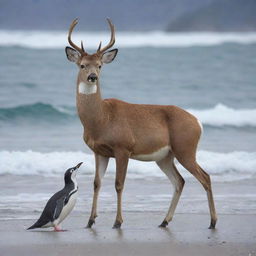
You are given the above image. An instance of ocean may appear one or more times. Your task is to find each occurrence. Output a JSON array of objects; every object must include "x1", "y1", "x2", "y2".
[{"x1": 0, "y1": 30, "x2": 256, "y2": 220}]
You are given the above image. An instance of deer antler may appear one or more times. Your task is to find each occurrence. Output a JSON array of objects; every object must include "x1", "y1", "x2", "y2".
[
  {"x1": 68, "y1": 18, "x2": 87, "y2": 55},
  {"x1": 97, "y1": 18, "x2": 115, "y2": 55}
]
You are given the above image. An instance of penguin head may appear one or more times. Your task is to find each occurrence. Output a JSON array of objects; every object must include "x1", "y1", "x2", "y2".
[{"x1": 64, "y1": 162, "x2": 83, "y2": 184}]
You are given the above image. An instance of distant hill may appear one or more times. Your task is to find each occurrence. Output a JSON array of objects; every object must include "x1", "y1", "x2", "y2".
[
  {"x1": 167, "y1": 0, "x2": 256, "y2": 32},
  {"x1": 0, "y1": 0, "x2": 214, "y2": 31}
]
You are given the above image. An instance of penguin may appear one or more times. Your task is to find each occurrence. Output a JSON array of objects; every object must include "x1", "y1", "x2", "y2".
[{"x1": 27, "y1": 162, "x2": 82, "y2": 231}]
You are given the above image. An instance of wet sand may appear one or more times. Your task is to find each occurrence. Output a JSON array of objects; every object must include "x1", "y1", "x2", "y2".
[
  {"x1": 1, "y1": 213, "x2": 256, "y2": 256},
  {"x1": 1, "y1": 175, "x2": 256, "y2": 255}
]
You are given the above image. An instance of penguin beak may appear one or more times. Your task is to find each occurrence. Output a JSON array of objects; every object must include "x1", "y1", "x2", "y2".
[{"x1": 75, "y1": 162, "x2": 83, "y2": 170}]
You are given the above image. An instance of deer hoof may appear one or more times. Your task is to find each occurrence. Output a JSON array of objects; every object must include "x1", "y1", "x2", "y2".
[
  {"x1": 159, "y1": 220, "x2": 168, "y2": 228},
  {"x1": 86, "y1": 219, "x2": 95, "y2": 228},
  {"x1": 208, "y1": 219, "x2": 216, "y2": 229},
  {"x1": 112, "y1": 221, "x2": 122, "y2": 229}
]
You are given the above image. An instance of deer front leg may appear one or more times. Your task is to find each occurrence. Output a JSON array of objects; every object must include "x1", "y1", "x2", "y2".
[
  {"x1": 113, "y1": 150, "x2": 129, "y2": 229},
  {"x1": 86, "y1": 154, "x2": 109, "y2": 228}
]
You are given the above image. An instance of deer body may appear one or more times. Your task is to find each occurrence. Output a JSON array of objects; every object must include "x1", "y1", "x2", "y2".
[
  {"x1": 66, "y1": 19, "x2": 217, "y2": 229},
  {"x1": 77, "y1": 86, "x2": 200, "y2": 160}
]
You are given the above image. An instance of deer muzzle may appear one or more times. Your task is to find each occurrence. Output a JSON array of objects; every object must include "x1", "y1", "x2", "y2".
[{"x1": 87, "y1": 73, "x2": 98, "y2": 83}]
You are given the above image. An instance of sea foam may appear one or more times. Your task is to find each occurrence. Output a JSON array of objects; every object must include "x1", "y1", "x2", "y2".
[
  {"x1": 0, "y1": 150, "x2": 255, "y2": 181},
  {"x1": 1, "y1": 30, "x2": 256, "y2": 49},
  {"x1": 188, "y1": 103, "x2": 256, "y2": 127}
]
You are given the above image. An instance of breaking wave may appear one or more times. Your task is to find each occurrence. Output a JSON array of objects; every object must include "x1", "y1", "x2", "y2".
[
  {"x1": 188, "y1": 103, "x2": 256, "y2": 128},
  {"x1": 1, "y1": 102, "x2": 255, "y2": 128},
  {"x1": 0, "y1": 103, "x2": 74, "y2": 122},
  {"x1": 0, "y1": 150, "x2": 255, "y2": 181},
  {"x1": 1, "y1": 30, "x2": 256, "y2": 49}
]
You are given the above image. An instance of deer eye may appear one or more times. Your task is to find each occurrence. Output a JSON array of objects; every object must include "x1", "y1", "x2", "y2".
[
  {"x1": 80, "y1": 64, "x2": 85, "y2": 69},
  {"x1": 98, "y1": 65, "x2": 102, "y2": 69}
]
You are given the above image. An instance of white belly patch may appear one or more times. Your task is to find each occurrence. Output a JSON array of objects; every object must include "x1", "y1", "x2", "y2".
[
  {"x1": 131, "y1": 146, "x2": 170, "y2": 162},
  {"x1": 79, "y1": 82, "x2": 97, "y2": 95},
  {"x1": 53, "y1": 192, "x2": 78, "y2": 227}
]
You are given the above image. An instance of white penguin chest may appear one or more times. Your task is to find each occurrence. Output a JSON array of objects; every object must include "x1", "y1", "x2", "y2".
[{"x1": 58, "y1": 191, "x2": 78, "y2": 224}]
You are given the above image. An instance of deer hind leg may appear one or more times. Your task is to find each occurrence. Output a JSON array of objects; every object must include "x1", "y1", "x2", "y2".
[
  {"x1": 176, "y1": 156, "x2": 217, "y2": 229},
  {"x1": 113, "y1": 150, "x2": 129, "y2": 229},
  {"x1": 156, "y1": 154, "x2": 185, "y2": 228},
  {"x1": 86, "y1": 154, "x2": 109, "y2": 228}
]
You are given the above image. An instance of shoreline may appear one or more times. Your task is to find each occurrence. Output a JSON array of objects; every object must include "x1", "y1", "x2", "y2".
[
  {"x1": 1, "y1": 213, "x2": 255, "y2": 256},
  {"x1": 1, "y1": 175, "x2": 256, "y2": 221},
  {"x1": 1, "y1": 175, "x2": 255, "y2": 255}
]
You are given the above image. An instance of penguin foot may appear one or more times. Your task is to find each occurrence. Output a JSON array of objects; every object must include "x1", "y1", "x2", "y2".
[
  {"x1": 159, "y1": 220, "x2": 168, "y2": 228},
  {"x1": 86, "y1": 219, "x2": 95, "y2": 228},
  {"x1": 54, "y1": 226, "x2": 67, "y2": 232}
]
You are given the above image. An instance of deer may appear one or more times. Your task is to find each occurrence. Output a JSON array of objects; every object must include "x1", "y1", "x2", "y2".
[{"x1": 65, "y1": 18, "x2": 217, "y2": 229}]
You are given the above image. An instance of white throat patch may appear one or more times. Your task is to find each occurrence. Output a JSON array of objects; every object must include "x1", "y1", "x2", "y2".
[{"x1": 78, "y1": 82, "x2": 97, "y2": 95}]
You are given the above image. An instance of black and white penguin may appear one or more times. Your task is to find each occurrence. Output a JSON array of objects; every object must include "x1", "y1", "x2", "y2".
[{"x1": 27, "y1": 162, "x2": 82, "y2": 231}]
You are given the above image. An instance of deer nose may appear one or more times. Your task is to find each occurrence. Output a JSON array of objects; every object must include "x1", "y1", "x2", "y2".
[{"x1": 87, "y1": 73, "x2": 98, "y2": 83}]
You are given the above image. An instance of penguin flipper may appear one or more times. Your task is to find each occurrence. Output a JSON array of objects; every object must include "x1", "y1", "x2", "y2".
[{"x1": 53, "y1": 197, "x2": 66, "y2": 221}]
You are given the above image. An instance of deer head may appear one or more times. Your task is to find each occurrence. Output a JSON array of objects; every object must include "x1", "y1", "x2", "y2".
[{"x1": 65, "y1": 18, "x2": 118, "y2": 87}]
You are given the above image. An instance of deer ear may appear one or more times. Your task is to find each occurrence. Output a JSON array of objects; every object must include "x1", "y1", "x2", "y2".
[
  {"x1": 65, "y1": 47, "x2": 80, "y2": 63},
  {"x1": 102, "y1": 49, "x2": 118, "y2": 64}
]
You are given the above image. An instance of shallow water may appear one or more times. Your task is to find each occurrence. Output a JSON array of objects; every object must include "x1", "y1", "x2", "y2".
[{"x1": 1, "y1": 175, "x2": 256, "y2": 220}]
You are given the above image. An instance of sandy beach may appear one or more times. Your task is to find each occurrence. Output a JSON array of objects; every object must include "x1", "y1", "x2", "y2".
[
  {"x1": 1, "y1": 213, "x2": 255, "y2": 256},
  {"x1": 0, "y1": 175, "x2": 256, "y2": 256}
]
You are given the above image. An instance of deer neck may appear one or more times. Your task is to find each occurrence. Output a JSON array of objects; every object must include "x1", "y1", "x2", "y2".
[{"x1": 76, "y1": 80, "x2": 104, "y2": 130}]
